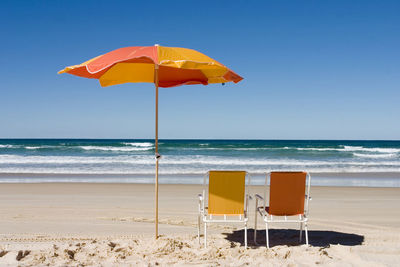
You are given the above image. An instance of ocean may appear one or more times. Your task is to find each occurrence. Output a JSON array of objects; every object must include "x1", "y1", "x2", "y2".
[{"x1": 0, "y1": 139, "x2": 399, "y2": 187}]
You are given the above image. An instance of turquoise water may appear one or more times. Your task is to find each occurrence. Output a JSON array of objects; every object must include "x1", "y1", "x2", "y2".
[{"x1": 0, "y1": 139, "x2": 399, "y2": 186}]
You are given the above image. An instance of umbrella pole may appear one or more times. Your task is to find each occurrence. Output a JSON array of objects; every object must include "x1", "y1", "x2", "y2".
[{"x1": 155, "y1": 64, "x2": 159, "y2": 239}]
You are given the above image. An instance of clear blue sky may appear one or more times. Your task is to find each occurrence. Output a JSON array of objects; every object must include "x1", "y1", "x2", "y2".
[{"x1": 0, "y1": 0, "x2": 399, "y2": 139}]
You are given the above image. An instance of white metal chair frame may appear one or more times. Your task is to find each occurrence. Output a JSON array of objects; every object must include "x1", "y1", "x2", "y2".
[
  {"x1": 198, "y1": 171, "x2": 251, "y2": 248},
  {"x1": 254, "y1": 172, "x2": 311, "y2": 248}
]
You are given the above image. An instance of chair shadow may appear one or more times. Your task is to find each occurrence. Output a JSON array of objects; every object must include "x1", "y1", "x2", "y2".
[{"x1": 224, "y1": 229, "x2": 364, "y2": 248}]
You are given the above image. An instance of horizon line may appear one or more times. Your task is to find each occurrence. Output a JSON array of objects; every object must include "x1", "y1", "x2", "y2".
[{"x1": 0, "y1": 138, "x2": 399, "y2": 142}]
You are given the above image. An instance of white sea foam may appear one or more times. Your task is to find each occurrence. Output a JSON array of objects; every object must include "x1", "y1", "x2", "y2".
[
  {"x1": 295, "y1": 145, "x2": 400, "y2": 154},
  {"x1": 297, "y1": 147, "x2": 340, "y2": 151},
  {"x1": 79, "y1": 146, "x2": 152, "y2": 152},
  {"x1": 0, "y1": 155, "x2": 151, "y2": 164},
  {"x1": 0, "y1": 145, "x2": 15, "y2": 148},
  {"x1": 122, "y1": 142, "x2": 153, "y2": 147},
  {"x1": 343, "y1": 146, "x2": 400, "y2": 153},
  {"x1": 1, "y1": 166, "x2": 400, "y2": 175},
  {"x1": 1, "y1": 154, "x2": 400, "y2": 167},
  {"x1": 182, "y1": 147, "x2": 277, "y2": 151},
  {"x1": 353, "y1": 153, "x2": 397, "y2": 159},
  {"x1": 25, "y1": 146, "x2": 42, "y2": 150}
]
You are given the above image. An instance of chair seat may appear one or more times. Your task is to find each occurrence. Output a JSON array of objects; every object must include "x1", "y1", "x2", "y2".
[{"x1": 258, "y1": 206, "x2": 304, "y2": 216}]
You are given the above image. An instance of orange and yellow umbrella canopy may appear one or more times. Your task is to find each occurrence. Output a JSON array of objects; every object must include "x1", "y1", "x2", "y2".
[
  {"x1": 59, "y1": 44, "x2": 243, "y2": 238},
  {"x1": 58, "y1": 45, "x2": 242, "y2": 87}
]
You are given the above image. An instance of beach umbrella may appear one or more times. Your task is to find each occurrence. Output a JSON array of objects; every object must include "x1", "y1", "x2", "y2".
[{"x1": 58, "y1": 44, "x2": 243, "y2": 238}]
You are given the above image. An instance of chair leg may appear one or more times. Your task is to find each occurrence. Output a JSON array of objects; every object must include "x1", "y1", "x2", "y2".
[
  {"x1": 299, "y1": 222, "x2": 304, "y2": 243},
  {"x1": 254, "y1": 202, "x2": 258, "y2": 245},
  {"x1": 265, "y1": 222, "x2": 269, "y2": 248},
  {"x1": 254, "y1": 214, "x2": 258, "y2": 245},
  {"x1": 204, "y1": 222, "x2": 207, "y2": 248},
  {"x1": 305, "y1": 222, "x2": 309, "y2": 246},
  {"x1": 198, "y1": 214, "x2": 201, "y2": 244},
  {"x1": 244, "y1": 222, "x2": 247, "y2": 249}
]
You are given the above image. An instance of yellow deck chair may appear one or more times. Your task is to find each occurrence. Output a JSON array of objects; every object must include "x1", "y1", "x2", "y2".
[
  {"x1": 198, "y1": 171, "x2": 251, "y2": 248},
  {"x1": 254, "y1": 171, "x2": 311, "y2": 248}
]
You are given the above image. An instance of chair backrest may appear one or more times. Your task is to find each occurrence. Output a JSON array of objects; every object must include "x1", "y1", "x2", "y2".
[
  {"x1": 208, "y1": 171, "x2": 246, "y2": 215},
  {"x1": 268, "y1": 171, "x2": 308, "y2": 216}
]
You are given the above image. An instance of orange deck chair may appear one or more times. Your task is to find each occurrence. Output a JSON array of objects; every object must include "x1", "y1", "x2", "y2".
[
  {"x1": 254, "y1": 171, "x2": 311, "y2": 247},
  {"x1": 198, "y1": 171, "x2": 251, "y2": 248}
]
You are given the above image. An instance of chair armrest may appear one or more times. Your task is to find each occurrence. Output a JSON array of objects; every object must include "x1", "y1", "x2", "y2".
[
  {"x1": 255, "y1": 194, "x2": 264, "y2": 201},
  {"x1": 254, "y1": 194, "x2": 265, "y2": 210},
  {"x1": 254, "y1": 194, "x2": 266, "y2": 217},
  {"x1": 244, "y1": 194, "x2": 252, "y2": 216}
]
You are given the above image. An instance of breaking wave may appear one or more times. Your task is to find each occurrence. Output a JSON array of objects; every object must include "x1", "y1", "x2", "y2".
[{"x1": 79, "y1": 146, "x2": 152, "y2": 152}]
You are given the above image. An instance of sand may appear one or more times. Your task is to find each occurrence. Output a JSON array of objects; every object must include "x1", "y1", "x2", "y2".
[{"x1": 0, "y1": 183, "x2": 399, "y2": 266}]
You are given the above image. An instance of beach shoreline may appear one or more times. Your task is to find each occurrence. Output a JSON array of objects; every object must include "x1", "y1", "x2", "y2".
[{"x1": 1, "y1": 172, "x2": 399, "y2": 188}]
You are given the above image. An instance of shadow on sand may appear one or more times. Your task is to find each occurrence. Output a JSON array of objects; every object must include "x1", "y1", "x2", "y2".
[{"x1": 224, "y1": 229, "x2": 364, "y2": 248}]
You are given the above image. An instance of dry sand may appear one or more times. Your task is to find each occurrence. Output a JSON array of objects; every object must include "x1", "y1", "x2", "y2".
[{"x1": 0, "y1": 183, "x2": 399, "y2": 266}]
